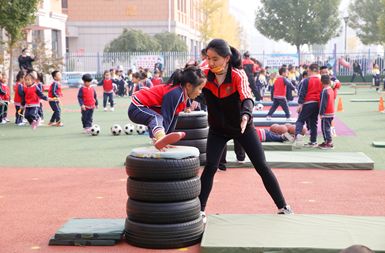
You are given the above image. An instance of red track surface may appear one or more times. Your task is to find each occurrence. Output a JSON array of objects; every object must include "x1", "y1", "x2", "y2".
[{"x1": 1, "y1": 167, "x2": 385, "y2": 253}]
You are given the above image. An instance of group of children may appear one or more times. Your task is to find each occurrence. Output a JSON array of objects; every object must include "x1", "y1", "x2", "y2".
[{"x1": 0, "y1": 70, "x2": 64, "y2": 129}]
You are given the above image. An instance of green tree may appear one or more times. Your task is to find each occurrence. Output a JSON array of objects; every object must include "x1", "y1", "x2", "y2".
[
  {"x1": 104, "y1": 29, "x2": 161, "y2": 52},
  {"x1": 349, "y1": 0, "x2": 385, "y2": 45},
  {"x1": 154, "y1": 32, "x2": 187, "y2": 52},
  {"x1": 0, "y1": 0, "x2": 40, "y2": 89},
  {"x1": 197, "y1": 0, "x2": 223, "y2": 44},
  {"x1": 255, "y1": 0, "x2": 341, "y2": 64}
]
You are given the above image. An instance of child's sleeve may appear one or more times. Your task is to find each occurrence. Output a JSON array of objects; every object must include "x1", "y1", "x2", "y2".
[
  {"x1": 36, "y1": 86, "x2": 48, "y2": 101},
  {"x1": 319, "y1": 89, "x2": 328, "y2": 116},
  {"x1": 94, "y1": 88, "x2": 98, "y2": 106},
  {"x1": 77, "y1": 88, "x2": 84, "y2": 106},
  {"x1": 298, "y1": 78, "x2": 309, "y2": 104},
  {"x1": 0, "y1": 84, "x2": 5, "y2": 95},
  {"x1": 52, "y1": 82, "x2": 59, "y2": 97},
  {"x1": 19, "y1": 85, "x2": 25, "y2": 106}
]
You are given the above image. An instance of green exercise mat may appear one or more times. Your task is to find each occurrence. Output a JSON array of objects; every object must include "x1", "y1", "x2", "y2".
[
  {"x1": 372, "y1": 141, "x2": 385, "y2": 147},
  {"x1": 260, "y1": 101, "x2": 299, "y2": 106},
  {"x1": 225, "y1": 151, "x2": 374, "y2": 170},
  {"x1": 49, "y1": 237, "x2": 117, "y2": 246},
  {"x1": 53, "y1": 218, "x2": 125, "y2": 240},
  {"x1": 201, "y1": 214, "x2": 385, "y2": 253},
  {"x1": 130, "y1": 146, "x2": 199, "y2": 159},
  {"x1": 253, "y1": 118, "x2": 297, "y2": 126},
  {"x1": 350, "y1": 98, "x2": 380, "y2": 102},
  {"x1": 227, "y1": 141, "x2": 293, "y2": 151},
  {"x1": 252, "y1": 111, "x2": 290, "y2": 118}
]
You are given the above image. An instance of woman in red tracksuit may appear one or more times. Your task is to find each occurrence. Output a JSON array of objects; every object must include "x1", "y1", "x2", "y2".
[
  {"x1": 199, "y1": 39, "x2": 292, "y2": 222},
  {"x1": 128, "y1": 66, "x2": 206, "y2": 150}
]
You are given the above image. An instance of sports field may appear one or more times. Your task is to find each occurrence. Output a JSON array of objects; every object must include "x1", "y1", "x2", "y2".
[{"x1": 0, "y1": 84, "x2": 385, "y2": 253}]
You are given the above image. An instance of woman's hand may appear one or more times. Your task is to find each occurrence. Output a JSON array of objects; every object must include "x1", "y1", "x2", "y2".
[{"x1": 240, "y1": 114, "x2": 249, "y2": 134}]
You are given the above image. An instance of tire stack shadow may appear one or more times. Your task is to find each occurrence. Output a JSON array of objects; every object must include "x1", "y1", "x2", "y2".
[
  {"x1": 174, "y1": 111, "x2": 209, "y2": 166},
  {"x1": 124, "y1": 151, "x2": 204, "y2": 249}
]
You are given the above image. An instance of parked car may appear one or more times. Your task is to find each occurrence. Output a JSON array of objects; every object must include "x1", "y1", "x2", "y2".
[{"x1": 62, "y1": 72, "x2": 98, "y2": 88}]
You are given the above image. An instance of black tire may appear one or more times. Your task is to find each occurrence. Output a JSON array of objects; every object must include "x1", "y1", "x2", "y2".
[
  {"x1": 175, "y1": 139, "x2": 207, "y2": 153},
  {"x1": 127, "y1": 177, "x2": 201, "y2": 202},
  {"x1": 176, "y1": 115, "x2": 208, "y2": 129},
  {"x1": 126, "y1": 156, "x2": 199, "y2": 181},
  {"x1": 125, "y1": 217, "x2": 204, "y2": 249},
  {"x1": 174, "y1": 127, "x2": 209, "y2": 140},
  {"x1": 126, "y1": 198, "x2": 201, "y2": 224},
  {"x1": 199, "y1": 153, "x2": 206, "y2": 166}
]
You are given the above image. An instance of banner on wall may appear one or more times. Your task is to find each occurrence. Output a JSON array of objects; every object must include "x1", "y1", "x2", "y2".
[
  {"x1": 131, "y1": 55, "x2": 164, "y2": 70},
  {"x1": 263, "y1": 54, "x2": 298, "y2": 69}
]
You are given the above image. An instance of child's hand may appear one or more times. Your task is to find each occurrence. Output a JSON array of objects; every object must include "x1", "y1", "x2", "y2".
[
  {"x1": 297, "y1": 105, "x2": 302, "y2": 113},
  {"x1": 184, "y1": 108, "x2": 192, "y2": 113},
  {"x1": 81, "y1": 105, "x2": 86, "y2": 111},
  {"x1": 240, "y1": 114, "x2": 249, "y2": 134}
]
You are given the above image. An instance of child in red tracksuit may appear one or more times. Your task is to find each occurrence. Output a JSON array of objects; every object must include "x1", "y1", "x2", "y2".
[
  {"x1": 48, "y1": 70, "x2": 64, "y2": 126},
  {"x1": 20, "y1": 71, "x2": 48, "y2": 130},
  {"x1": 99, "y1": 70, "x2": 117, "y2": 112},
  {"x1": 318, "y1": 75, "x2": 335, "y2": 149},
  {"x1": 128, "y1": 66, "x2": 206, "y2": 150},
  {"x1": 13, "y1": 71, "x2": 25, "y2": 125},
  {"x1": 0, "y1": 73, "x2": 10, "y2": 124},
  {"x1": 78, "y1": 74, "x2": 98, "y2": 133}
]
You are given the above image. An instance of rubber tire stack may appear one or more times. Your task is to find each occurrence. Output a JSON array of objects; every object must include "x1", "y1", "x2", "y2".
[
  {"x1": 125, "y1": 149, "x2": 204, "y2": 249},
  {"x1": 174, "y1": 111, "x2": 209, "y2": 166}
]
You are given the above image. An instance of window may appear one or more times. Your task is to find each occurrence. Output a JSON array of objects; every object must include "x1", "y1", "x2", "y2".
[
  {"x1": 61, "y1": 0, "x2": 68, "y2": 8},
  {"x1": 52, "y1": 30, "x2": 60, "y2": 56}
]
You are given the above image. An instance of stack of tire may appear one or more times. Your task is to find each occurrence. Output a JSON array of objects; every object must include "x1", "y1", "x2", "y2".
[
  {"x1": 174, "y1": 111, "x2": 209, "y2": 166},
  {"x1": 124, "y1": 146, "x2": 204, "y2": 249}
]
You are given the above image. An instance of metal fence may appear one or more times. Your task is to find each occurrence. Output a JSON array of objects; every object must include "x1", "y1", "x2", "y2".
[{"x1": 64, "y1": 51, "x2": 383, "y2": 77}]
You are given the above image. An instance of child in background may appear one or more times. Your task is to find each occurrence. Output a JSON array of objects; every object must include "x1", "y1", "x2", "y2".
[
  {"x1": 115, "y1": 67, "x2": 127, "y2": 97},
  {"x1": 77, "y1": 74, "x2": 98, "y2": 133},
  {"x1": 36, "y1": 73, "x2": 45, "y2": 123},
  {"x1": 151, "y1": 70, "x2": 163, "y2": 86},
  {"x1": 256, "y1": 68, "x2": 268, "y2": 98},
  {"x1": 318, "y1": 75, "x2": 335, "y2": 149},
  {"x1": 0, "y1": 73, "x2": 10, "y2": 124},
  {"x1": 48, "y1": 70, "x2": 64, "y2": 126},
  {"x1": 128, "y1": 66, "x2": 206, "y2": 150},
  {"x1": 13, "y1": 71, "x2": 25, "y2": 126},
  {"x1": 98, "y1": 70, "x2": 117, "y2": 112},
  {"x1": 20, "y1": 71, "x2": 48, "y2": 129},
  {"x1": 139, "y1": 71, "x2": 153, "y2": 89},
  {"x1": 372, "y1": 63, "x2": 381, "y2": 91}
]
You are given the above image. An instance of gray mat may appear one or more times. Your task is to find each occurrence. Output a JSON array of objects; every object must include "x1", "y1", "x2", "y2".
[
  {"x1": 49, "y1": 237, "x2": 117, "y2": 246},
  {"x1": 253, "y1": 118, "x2": 297, "y2": 126},
  {"x1": 260, "y1": 101, "x2": 298, "y2": 106},
  {"x1": 225, "y1": 151, "x2": 374, "y2": 169},
  {"x1": 252, "y1": 111, "x2": 290, "y2": 118},
  {"x1": 350, "y1": 98, "x2": 380, "y2": 102},
  {"x1": 201, "y1": 214, "x2": 385, "y2": 253},
  {"x1": 372, "y1": 141, "x2": 385, "y2": 147},
  {"x1": 53, "y1": 218, "x2": 125, "y2": 240},
  {"x1": 227, "y1": 140, "x2": 293, "y2": 151}
]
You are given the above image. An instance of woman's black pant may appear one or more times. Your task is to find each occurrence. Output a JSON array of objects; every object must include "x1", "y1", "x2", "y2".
[{"x1": 199, "y1": 126, "x2": 287, "y2": 211}]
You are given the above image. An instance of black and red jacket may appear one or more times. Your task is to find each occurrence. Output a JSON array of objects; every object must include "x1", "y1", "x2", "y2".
[
  {"x1": 319, "y1": 86, "x2": 335, "y2": 118},
  {"x1": 202, "y1": 66, "x2": 254, "y2": 136},
  {"x1": 77, "y1": 86, "x2": 98, "y2": 109},
  {"x1": 48, "y1": 81, "x2": 63, "y2": 100},
  {"x1": 0, "y1": 83, "x2": 10, "y2": 101},
  {"x1": 98, "y1": 79, "x2": 116, "y2": 93},
  {"x1": 298, "y1": 76, "x2": 323, "y2": 104},
  {"x1": 272, "y1": 76, "x2": 293, "y2": 99},
  {"x1": 20, "y1": 83, "x2": 48, "y2": 107},
  {"x1": 13, "y1": 82, "x2": 24, "y2": 106}
]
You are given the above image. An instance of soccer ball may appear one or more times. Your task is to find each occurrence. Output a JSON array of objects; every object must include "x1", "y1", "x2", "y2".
[
  {"x1": 111, "y1": 124, "x2": 122, "y2": 136},
  {"x1": 256, "y1": 103, "x2": 264, "y2": 111},
  {"x1": 124, "y1": 124, "x2": 135, "y2": 135},
  {"x1": 90, "y1": 124, "x2": 100, "y2": 136},
  {"x1": 136, "y1": 124, "x2": 147, "y2": 135}
]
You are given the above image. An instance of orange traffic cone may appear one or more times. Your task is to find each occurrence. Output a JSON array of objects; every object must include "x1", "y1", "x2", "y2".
[
  {"x1": 379, "y1": 97, "x2": 384, "y2": 112},
  {"x1": 337, "y1": 97, "x2": 343, "y2": 112}
]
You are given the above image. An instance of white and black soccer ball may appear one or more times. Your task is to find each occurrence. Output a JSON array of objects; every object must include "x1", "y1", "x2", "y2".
[
  {"x1": 90, "y1": 124, "x2": 100, "y2": 136},
  {"x1": 111, "y1": 124, "x2": 122, "y2": 136},
  {"x1": 136, "y1": 124, "x2": 147, "y2": 135},
  {"x1": 256, "y1": 103, "x2": 264, "y2": 111},
  {"x1": 124, "y1": 124, "x2": 135, "y2": 135}
]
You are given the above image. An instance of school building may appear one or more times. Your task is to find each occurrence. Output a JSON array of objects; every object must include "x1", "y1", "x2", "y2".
[{"x1": 64, "y1": 0, "x2": 203, "y2": 55}]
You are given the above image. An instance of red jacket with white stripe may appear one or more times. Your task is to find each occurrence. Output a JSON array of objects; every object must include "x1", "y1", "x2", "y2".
[
  {"x1": 202, "y1": 66, "x2": 254, "y2": 136},
  {"x1": 256, "y1": 128, "x2": 267, "y2": 142}
]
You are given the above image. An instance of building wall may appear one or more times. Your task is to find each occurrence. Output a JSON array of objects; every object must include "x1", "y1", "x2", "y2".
[{"x1": 66, "y1": 0, "x2": 202, "y2": 54}]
